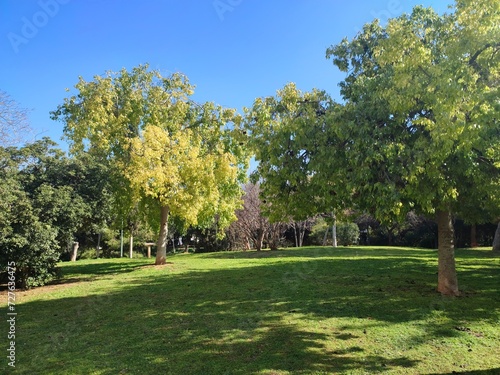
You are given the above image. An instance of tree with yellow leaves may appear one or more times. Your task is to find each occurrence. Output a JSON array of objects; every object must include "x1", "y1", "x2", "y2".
[{"x1": 52, "y1": 65, "x2": 247, "y2": 264}]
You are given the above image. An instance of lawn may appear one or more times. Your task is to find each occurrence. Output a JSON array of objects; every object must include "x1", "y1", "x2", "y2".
[{"x1": 2, "y1": 246, "x2": 499, "y2": 374}]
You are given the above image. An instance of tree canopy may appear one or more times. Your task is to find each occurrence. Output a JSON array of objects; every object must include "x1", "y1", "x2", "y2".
[
  {"x1": 325, "y1": 0, "x2": 499, "y2": 295},
  {"x1": 52, "y1": 65, "x2": 248, "y2": 264}
]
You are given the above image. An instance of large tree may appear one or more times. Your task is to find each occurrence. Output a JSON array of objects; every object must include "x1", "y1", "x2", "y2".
[
  {"x1": 244, "y1": 84, "x2": 345, "y2": 226},
  {"x1": 0, "y1": 139, "x2": 112, "y2": 287},
  {"x1": 52, "y1": 65, "x2": 247, "y2": 264},
  {"x1": 326, "y1": 0, "x2": 500, "y2": 295}
]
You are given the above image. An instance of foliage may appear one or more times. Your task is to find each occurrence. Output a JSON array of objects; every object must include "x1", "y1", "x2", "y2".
[
  {"x1": 309, "y1": 217, "x2": 330, "y2": 246},
  {"x1": 324, "y1": 1, "x2": 500, "y2": 295},
  {"x1": 336, "y1": 222, "x2": 359, "y2": 246},
  {"x1": 52, "y1": 64, "x2": 248, "y2": 263},
  {"x1": 244, "y1": 84, "x2": 344, "y2": 223},
  {"x1": 0, "y1": 139, "x2": 113, "y2": 287}
]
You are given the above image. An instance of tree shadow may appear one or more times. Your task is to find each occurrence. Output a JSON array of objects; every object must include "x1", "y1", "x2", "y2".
[
  {"x1": 15, "y1": 252, "x2": 499, "y2": 374},
  {"x1": 202, "y1": 246, "x2": 437, "y2": 260}
]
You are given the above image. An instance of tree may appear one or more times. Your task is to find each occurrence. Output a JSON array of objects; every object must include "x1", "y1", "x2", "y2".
[
  {"x1": 52, "y1": 65, "x2": 247, "y2": 265},
  {"x1": 0, "y1": 147, "x2": 59, "y2": 288},
  {"x1": 326, "y1": 0, "x2": 500, "y2": 295},
  {"x1": 1, "y1": 138, "x2": 118, "y2": 286},
  {"x1": 244, "y1": 83, "x2": 345, "y2": 226},
  {"x1": 18, "y1": 139, "x2": 114, "y2": 255},
  {"x1": 0, "y1": 90, "x2": 32, "y2": 146},
  {"x1": 227, "y1": 183, "x2": 288, "y2": 251}
]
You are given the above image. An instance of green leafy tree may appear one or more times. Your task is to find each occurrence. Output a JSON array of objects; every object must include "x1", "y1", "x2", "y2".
[
  {"x1": 52, "y1": 65, "x2": 247, "y2": 264},
  {"x1": 326, "y1": 0, "x2": 500, "y2": 295},
  {"x1": 244, "y1": 83, "x2": 344, "y2": 224},
  {"x1": 0, "y1": 139, "x2": 115, "y2": 287}
]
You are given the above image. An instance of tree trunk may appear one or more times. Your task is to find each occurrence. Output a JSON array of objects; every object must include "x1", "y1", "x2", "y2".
[
  {"x1": 299, "y1": 224, "x2": 306, "y2": 247},
  {"x1": 96, "y1": 232, "x2": 101, "y2": 258},
  {"x1": 322, "y1": 226, "x2": 329, "y2": 246},
  {"x1": 129, "y1": 233, "x2": 134, "y2": 259},
  {"x1": 332, "y1": 214, "x2": 337, "y2": 248},
  {"x1": 470, "y1": 224, "x2": 477, "y2": 248},
  {"x1": 492, "y1": 222, "x2": 500, "y2": 254},
  {"x1": 70, "y1": 241, "x2": 79, "y2": 262},
  {"x1": 255, "y1": 228, "x2": 264, "y2": 251},
  {"x1": 437, "y1": 210, "x2": 459, "y2": 296},
  {"x1": 293, "y1": 223, "x2": 299, "y2": 247},
  {"x1": 156, "y1": 205, "x2": 169, "y2": 265}
]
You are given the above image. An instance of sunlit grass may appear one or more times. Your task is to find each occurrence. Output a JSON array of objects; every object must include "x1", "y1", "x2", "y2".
[{"x1": 2, "y1": 246, "x2": 499, "y2": 374}]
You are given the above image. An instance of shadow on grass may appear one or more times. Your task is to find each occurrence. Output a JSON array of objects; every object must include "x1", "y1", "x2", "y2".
[
  {"x1": 426, "y1": 370, "x2": 500, "y2": 375},
  {"x1": 201, "y1": 246, "x2": 438, "y2": 260},
  {"x1": 16, "y1": 251, "x2": 499, "y2": 374}
]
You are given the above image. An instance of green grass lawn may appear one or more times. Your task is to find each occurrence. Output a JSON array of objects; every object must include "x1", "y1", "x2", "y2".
[{"x1": 2, "y1": 246, "x2": 499, "y2": 374}]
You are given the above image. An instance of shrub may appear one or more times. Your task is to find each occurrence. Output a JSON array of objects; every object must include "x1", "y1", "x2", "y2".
[{"x1": 336, "y1": 222, "x2": 359, "y2": 246}]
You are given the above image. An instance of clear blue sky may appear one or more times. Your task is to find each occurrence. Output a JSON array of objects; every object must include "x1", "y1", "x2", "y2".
[{"x1": 1, "y1": 0, "x2": 453, "y2": 150}]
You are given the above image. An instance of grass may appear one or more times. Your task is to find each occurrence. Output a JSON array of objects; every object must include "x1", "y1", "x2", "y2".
[{"x1": 2, "y1": 246, "x2": 499, "y2": 374}]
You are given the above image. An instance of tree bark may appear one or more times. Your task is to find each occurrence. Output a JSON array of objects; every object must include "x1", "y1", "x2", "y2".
[
  {"x1": 332, "y1": 213, "x2": 337, "y2": 248},
  {"x1": 255, "y1": 228, "x2": 264, "y2": 251},
  {"x1": 492, "y1": 222, "x2": 500, "y2": 254},
  {"x1": 156, "y1": 205, "x2": 169, "y2": 265},
  {"x1": 437, "y1": 210, "x2": 459, "y2": 296},
  {"x1": 129, "y1": 233, "x2": 134, "y2": 259},
  {"x1": 322, "y1": 226, "x2": 329, "y2": 246},
  {"x1": 96, "y1": 232, "x2": 101, "y2": 258},
  {"x1": 470, "y1": 224, "x2": 477, "y2": 248},
  {"x1": 70, "y1": 241, "x2": 79, "y2": 262}
]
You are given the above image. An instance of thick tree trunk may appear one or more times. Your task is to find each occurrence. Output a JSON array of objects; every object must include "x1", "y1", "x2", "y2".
[
  {"x1": 255, "y1": 228, "x2": 264, "y2": 251},
  {"x1": 70, "y1": 241, "x2": 79, "y2": 262},
  {"x1": 437, "y1": 210, "x2": 459, "y2": 296},
  {"x1": 156, "y1": 205, "x2": 169, "y2": 265},
  {"x1": 492, "y1": 222, "x2": 500, "y2": 254},
  {"x1": 470, "y1": 224, "x2": 477, "y2": 248}
]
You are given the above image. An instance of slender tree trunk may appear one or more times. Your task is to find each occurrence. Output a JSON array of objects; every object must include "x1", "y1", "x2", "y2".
[
  {"x1": 70, "y1": 241, "x2": 79, "y2": 262},
  {"x1": 156, "y1": 205, "x2": 169, "y2": 265},
  {"x1": 492, "y1": 222, "x2": 500, "y2": 254},
  {"x1": 470, "y1": 224, "x2": 477, "y2": 248},
  {"x1": 437, "y1": 210, "x2": 459, "y2": 296},
  {"x1": 96, "y1": 232, "x2": 101, "y2": 258},
  {"x1": 129, "y1": 233, "x2": 134, "y2": 259},
  {"x1": 322, "y1": 226, "x2": 329, "y2": 246},
  {"x1": 332, "y1": 214, "x2": 337, "y2": 248},
  {"x1": 293, "y1": 223, "x2": 298, "y2": 247}
]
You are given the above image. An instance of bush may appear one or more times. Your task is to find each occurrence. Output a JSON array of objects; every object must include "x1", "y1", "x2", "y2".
[
  {"x1": 0, "y1": 191, "x2": 60, "y2": 289},
  {"x1": 336, "y1": 222, "x2": 359, "y2": 246}
]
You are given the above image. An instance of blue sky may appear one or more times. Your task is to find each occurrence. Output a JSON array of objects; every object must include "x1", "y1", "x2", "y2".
[{"x1": 1, "y1": 0, "x2": 453, "y2": 150}]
